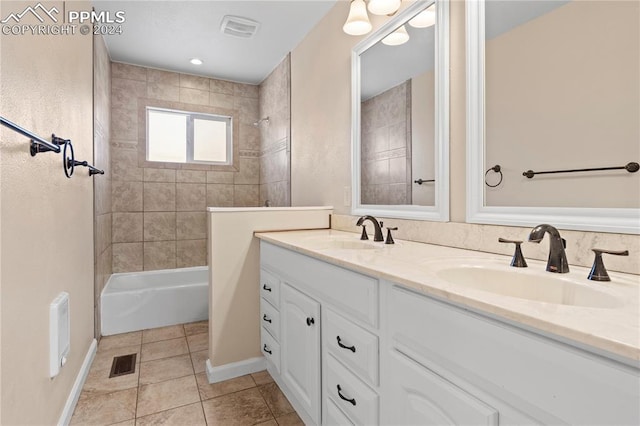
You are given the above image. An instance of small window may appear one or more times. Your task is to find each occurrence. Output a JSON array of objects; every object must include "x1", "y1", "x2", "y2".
[{"x1": 146, "y1": 107, "x2": 232, "y2": 165}]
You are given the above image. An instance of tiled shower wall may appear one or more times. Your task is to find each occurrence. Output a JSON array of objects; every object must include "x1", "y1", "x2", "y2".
[
  {"x1": 361, "y1": 80, "x2": 412, "y2": 205},
  {"x1": 110, "y1": 62, "x2": 261, "y2": 273},
  {"x1": 94, "y1": 35, "x2": 112, "y2": 337},
  {"x1": 259, "y1": 55, "x2": 291, "y2": 206}
]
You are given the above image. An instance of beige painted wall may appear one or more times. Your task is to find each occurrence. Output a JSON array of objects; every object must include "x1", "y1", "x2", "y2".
[
  {"x1": 485, "y1": 1, "x2": 639, "y2": 208},
  {"x1": 291, "y1": 1, "x2": 638, "y2": 268},
  {"x1": 0, "y1": 1, "x2": 95, "y2": 423}
]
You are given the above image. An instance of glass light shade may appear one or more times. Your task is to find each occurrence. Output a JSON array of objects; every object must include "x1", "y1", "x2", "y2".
[
  {"x1": 382, "y1": 25, "x2": 410, "y2": 46},
  {"x1": 367, "y1": 0, "x2": 401, "y2": 15},
  {"x1": 409, "y1": 5, "x2": 436, "y2": 28},
  {"x1": 343, "y1": 0, "x2": 372, "y2": 36}
]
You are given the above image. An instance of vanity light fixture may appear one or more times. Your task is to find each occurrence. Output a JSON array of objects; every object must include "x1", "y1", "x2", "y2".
[
  {"x1": 190, "y1": 58, "x2": 203, "y2": 65},
  {"x1": 409, "y1": 4, "x2": 436, "y2": 28},
  {"x1": 382, "y1": 24, "x2": 409, "y2": 45},
  {"x1": 343, "y1": 0, "x2": 373, "y2": 36},
  {"x1": 368, "y1": 0, "x2": 402, "y2": 16}
]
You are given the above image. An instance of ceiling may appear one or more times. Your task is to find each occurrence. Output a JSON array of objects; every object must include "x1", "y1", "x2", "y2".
[{"x1": 92, "y1": 1, "x2": 337, "y2": 85}]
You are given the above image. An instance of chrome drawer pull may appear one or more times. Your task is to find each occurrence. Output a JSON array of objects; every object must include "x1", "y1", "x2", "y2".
[
  {"x1": 337, "y1": 384, "x2": 356, "y2": 406},
  {"x1": 263, "y1": 314, "x2": 272, "y2": 323},
  {"x1": 336, "y1": 336, "x2": 356, "y2": 353},
  {"x1": 262, "y1": 284, "x2": 272, "y2": 292},
  {"x1": 263, "y1": 344, "x2": 272, "y2": 355}
]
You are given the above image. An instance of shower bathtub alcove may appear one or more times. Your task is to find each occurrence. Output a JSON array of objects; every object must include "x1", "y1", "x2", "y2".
[{"x1": 101, "y1": 266, "x2": 209, "y2": 336}]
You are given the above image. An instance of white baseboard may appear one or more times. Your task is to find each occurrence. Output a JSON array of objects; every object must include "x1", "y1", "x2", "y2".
[
  {"x1": 57, "y1": 338, "x2": 97, "y2": 426},
  {"x1": 206, "y1": 356, "x2": 266, "y2": 384}
]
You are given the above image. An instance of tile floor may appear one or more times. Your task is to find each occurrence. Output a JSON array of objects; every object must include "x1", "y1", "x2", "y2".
[{"x1": 70, "y1": 321, "x2": 302, "y2": 425}]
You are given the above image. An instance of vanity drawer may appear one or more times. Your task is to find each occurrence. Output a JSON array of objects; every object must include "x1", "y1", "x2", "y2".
[
  {"x1": 260, "y1": 269, "x2": 280, "y2": 308},
  {"x1": 261, "y1": 327, "x2": 280, "y2": 373},
  {"x1": 261, "y1": 242, "x2": 378, "y2": 327},
  {"x1": 325, "y1": 398, "x2": 354, "y2": 426},
  {"x1": 324, "y1": 308, "x2": 379, "y2": 387},
  {"x1": 260, "y1": 298, "x2": 280, "y2": 341},
  {"x1": 326, "y1": 355, "x2": 378, "y2": 426}
]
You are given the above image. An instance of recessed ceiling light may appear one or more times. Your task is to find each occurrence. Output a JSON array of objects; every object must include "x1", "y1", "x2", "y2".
[{"x1": 190, "y1": 58, "x2": 203, "y2": 65}]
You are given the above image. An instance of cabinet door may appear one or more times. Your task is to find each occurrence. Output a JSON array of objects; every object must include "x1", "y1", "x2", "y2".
[
  {"x1": 281, "y1": 283, "x2": 321, "y2": 425},
  {"x1": 383, "y1": 350, "x2": 498, "y2": 426}
]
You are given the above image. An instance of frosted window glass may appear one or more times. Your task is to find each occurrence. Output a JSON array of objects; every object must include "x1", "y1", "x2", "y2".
[
  {"x1": 194, "y1": 118, "x2": 227, "y2": 162},
  {"x1": 147, "y1": 110, "x2": 187, "y2": 162}
]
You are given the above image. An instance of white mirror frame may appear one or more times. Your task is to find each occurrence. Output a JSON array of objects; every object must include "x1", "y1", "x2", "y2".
[
  {"x1": 351, "y1": 0, "x2": 450, "y2": 222},
  {"x1": 466, "y1": 0, "x2": 639, "y2": 235}
]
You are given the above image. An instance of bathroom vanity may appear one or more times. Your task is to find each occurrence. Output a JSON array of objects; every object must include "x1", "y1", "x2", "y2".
[{"x1": 256, "y1": 229, "x2": 640, "y2": 425}]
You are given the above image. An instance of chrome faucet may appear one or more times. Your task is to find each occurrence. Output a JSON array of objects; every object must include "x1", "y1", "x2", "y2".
[
  {"x1": 528, "y1": 224, "x2": 569, "y2": 273},
  {"x1": 356, "y1": 215, "x2": 384, "y2": 242}
]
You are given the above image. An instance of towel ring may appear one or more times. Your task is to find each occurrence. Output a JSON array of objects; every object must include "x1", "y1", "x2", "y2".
[{"x1": 485, "y1": 164, "x2": 503, "y2": 188}]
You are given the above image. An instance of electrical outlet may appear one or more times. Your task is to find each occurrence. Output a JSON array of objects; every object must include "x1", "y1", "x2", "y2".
[{"x1": 344, "y1": 186, "x2": 351, "y2": 206}]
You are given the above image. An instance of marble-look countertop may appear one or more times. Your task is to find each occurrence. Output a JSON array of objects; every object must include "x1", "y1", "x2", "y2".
[{"x1": 255, "y1": 229, "x2": 640, "y2": 364}]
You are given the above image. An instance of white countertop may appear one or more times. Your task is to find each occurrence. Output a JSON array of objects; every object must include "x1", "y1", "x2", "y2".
[
  {"x1": 207, "y1": 206, "x2": 333, "y2": 213},
  {"x1": 255, "y1": 229, "x2": 640, "y2": 363}
]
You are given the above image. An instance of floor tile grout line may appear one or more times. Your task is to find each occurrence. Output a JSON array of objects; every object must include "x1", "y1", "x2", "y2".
[{"x1": 134, "y1": 398, "x2": 203, "y2": 422}]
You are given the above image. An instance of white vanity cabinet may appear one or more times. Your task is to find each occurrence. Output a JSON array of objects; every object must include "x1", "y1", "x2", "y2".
[
  {"x1": 280, "y1": 283, "x2": 321, "y2": 424},
  {"x1": 259, "y1": 240, "x2": 640, "y2": 426},
  {"x1": 260, "y1": 241, "x2": 380, "y2": 426}
]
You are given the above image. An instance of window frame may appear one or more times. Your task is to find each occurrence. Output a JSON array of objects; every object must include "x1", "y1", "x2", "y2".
[{"x1": 145, "y1": 106, "x2": 233, "y2": 166}]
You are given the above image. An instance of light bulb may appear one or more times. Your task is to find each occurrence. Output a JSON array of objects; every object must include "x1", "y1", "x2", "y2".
[
  {"x1": 190, "y1": 58, "x2": 203, "y2": 65},
  {"x1": 367, "y1": 0, "x2": 401, "y2": 16},
  {"x1": 382, "y1": 25, "x2": 410, "y2": 46},
  {"x1": 409, "y1": 5, "x2": 436, "y2": 28},
  {"x1": 343, "y1": 0, "x2": 372, "y2": 36}
]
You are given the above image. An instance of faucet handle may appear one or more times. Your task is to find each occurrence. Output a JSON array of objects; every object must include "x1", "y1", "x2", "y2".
[
  {"x1": 359, "y1": 224, "x2": 369, "y2": 240},
  {"x1": 385, "y1": 227, "x2": 398, "y2": 245},
  {"x1": 588, "y1": 248, "x2": 629, "y2": 281},
  {"x1": 498, "y1": 238, "x2": 528, "y2": 268}
]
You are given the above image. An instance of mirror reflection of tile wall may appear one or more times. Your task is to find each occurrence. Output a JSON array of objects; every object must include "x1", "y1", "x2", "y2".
[{"x1": 361, "y1": 80, "x2": 412, "y2": 205}]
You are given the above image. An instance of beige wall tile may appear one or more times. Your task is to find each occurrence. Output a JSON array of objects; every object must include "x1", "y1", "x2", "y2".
[
  {"x1": 112, "y1": 78, "x2": 146, "y2": 111},
  {"x1": 112, "y1": 147, "x2": 143, "y2": 182},
  {"x1": 143, "y1": 241, "x2": 176, "y2": 270},
  {"x1": 206, "y1": 171, "x2": 234, "y2": 184},
  {"x1": 209, "y1": 92, "x2": 235, "y2": 109},
  {"x1": 176, "y1": 239, "x2": 207, "y2": 268},
  {"x1": 113, "y1": 212, "x2": 143, "y2": 243},
  {"x1": 148, "y1": 69, "x2": 179, "y2": 86},
  {"x1": 235, "y1": 96, "x2": 259, "y2": 126},
  {"x1": 144, "y1": 212, "x2": 176, "y2": 241},
  {"x1": 210, "y1": 79, "x2": 234, "y2": 94},
  {"x1": 234, "y1": 185, "x2": 260, "y2": 207},
  {"x1": 111, "y1": 107, "x2": 138, "y2": 140},
  {"x1": 235, "y1": 157, "x2": 260, "y2": 184},
  {"x1": 206, "y1": 184, "x2": 234, "y2": 207},
  {"x1": 177, "y1": 170, "x2": 206, "y2": 183},
  {"x1": 147, "y1": 82, "x2": 180, "y2": 102},
  {"x1": 112, "y1": 62, "x2": 147, "y2": 81},
  {"x1": 96, "y1": 213, "x2": 112, "y2": 255},
  {"x1": 234, "y1": 83, "x2": 259, "y2": 99},
  {"x1": 176, "y1": 212, "x2": 206, "y2": 240},
  {"x1": 180, "y1": 74, "x2": 210, "y2": 90},
  {"x1": 180, "y1": 87, "x2": 209, "y2": 105},
  {"x1": 113, "y1": 243, "x2": 143, "y2": 272},
  {"x1": 240, "y1": 123, "x2": 260, "y2": 151},
  {"x1": 143, "y1": 182, "x2": 176, "y2": 211},
  {"x1": 144, "y1": 168, "x2": 176, "y2": 182},
  {"x1": 113, "y1": 181, "x2": 143, "y2": 212},
  {"x1": 177, "y1": 184, "x2": 206, "y2": 211}
]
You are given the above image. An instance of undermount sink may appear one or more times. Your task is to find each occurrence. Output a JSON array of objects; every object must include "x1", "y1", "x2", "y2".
[{"x1": 435, "y1": 264, "x2": 623, "y2": 309}]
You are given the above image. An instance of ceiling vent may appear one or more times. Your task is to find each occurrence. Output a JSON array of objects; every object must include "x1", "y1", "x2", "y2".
[{"x1": 220, "y1": 15, "x2": 260, "y2": 39}]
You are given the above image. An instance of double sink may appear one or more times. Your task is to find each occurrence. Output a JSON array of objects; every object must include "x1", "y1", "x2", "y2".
[{"x1": 302, "y1": 234, "x2": 631, "y2": 310}]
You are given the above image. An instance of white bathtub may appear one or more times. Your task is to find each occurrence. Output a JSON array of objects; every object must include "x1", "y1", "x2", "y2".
[{"x1": 101, "y1": 266, "x2": 208, "y2": 336}]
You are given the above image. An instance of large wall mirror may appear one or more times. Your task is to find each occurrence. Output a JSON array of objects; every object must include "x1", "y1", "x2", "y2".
[
  {"x1": 467, "y1": 0, "x2": 639, "y2": 234},
  {"x1": 351, "y1": 0, "x2": 449, "y2": 221}
]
